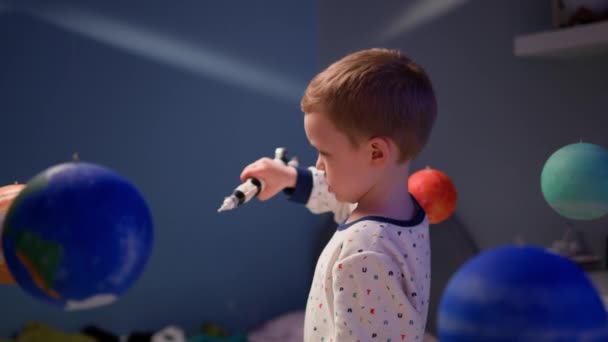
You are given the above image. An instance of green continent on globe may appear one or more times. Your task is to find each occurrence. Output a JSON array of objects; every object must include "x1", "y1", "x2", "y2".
[
  {"x1": 5, "y1": 226, "x2": 63, "y2": 299},
  {"x1": 2, "y1": 173, "x2": 64, "y2": 298}
]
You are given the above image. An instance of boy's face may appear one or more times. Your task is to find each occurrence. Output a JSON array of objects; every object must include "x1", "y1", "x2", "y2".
[{"x1": 304, "y1": 111, "x2": 375, "y2": 203}]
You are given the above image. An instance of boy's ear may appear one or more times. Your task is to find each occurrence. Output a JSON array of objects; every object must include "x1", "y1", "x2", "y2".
[{"x1": 368, "y1": 137, "x2": 390, "y2": 165}]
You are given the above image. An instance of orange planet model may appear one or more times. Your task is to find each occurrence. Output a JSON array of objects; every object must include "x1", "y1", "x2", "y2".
[
  {"x1": 0, "y1": 183, "x2": 25, "y2": 284},
  {"x1": 409, "y1": 167, "x2": 457, "y2": 224}
]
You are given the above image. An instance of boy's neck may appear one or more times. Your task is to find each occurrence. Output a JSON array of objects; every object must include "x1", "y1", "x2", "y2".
[{"x1": 347, "y1": 163, "x2": 416, "y2": 223}]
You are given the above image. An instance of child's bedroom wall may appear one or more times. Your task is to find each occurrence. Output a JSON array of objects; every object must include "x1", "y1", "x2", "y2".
[
  {"x1": 3, "y1": 0, "x2": 608, "y2": 338},
  {"x1": 316, "y1": 0, "x2": 608, "y2": 333},
  {"x1": 317, "y1": 0, "x2": 608, "y2": 255},
  {"x1": 0, "y1": 0, "x2": 322, "y2": 336}
]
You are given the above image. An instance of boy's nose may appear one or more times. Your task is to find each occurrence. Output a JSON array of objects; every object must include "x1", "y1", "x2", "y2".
[{"x1": 315, "y1": 156, "x2": 325, "y2": 171}]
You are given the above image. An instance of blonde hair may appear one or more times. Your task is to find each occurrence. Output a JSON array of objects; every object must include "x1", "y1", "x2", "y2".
[{"x1": 301, "y1": 48, "x2": 437, "y2": 163}]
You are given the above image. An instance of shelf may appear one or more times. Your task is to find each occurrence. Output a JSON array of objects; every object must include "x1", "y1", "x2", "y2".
[{"x1": 514, "y1": 20, "x2": 608, "y2": 57}]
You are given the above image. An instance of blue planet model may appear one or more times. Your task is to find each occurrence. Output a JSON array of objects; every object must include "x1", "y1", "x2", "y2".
[
  {"x1": 1, "y1": 162, "x2": 154, "y2": 310},
  {"x1": 438, "y1": 245, "x2": 608, "y2": 341}
]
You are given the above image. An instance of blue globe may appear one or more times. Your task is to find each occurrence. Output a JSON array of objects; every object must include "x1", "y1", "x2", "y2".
[
  {"x1": 1, "y1": 162, "x2": 154, "y2": 310},
  {"x1": 541, "y1": 142, "x2": 608, "y2": 220},
  {"x1": 438, "y1": 245, "x2": 608, "y2": 341}
]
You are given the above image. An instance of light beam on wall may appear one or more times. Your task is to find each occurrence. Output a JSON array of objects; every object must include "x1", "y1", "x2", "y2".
[
  {"x1": 377, "y1": 0, "x2": 468, "y2": 42},
  {"x1": 23, "y1": 4, "x2": 305, "y2": 102}
]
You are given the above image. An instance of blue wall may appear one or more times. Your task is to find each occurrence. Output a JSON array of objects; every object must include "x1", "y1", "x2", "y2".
[
  {"x1": 0, "y1": 0, "x2": 323, "y2": 336},
  {"x1": 318, "y1": 0, "x2": 608, "y2": 254},
  {"x1": 5, "y1": 0, "x2": 607, "y2": 337},
  {"x1": 317, "y1": 0, "x2": 608, "y2": 333}
]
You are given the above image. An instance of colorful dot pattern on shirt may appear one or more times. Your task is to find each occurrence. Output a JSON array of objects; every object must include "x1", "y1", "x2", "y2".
[{"x1": 300, "y1": 167, "x2": 431, "y2": 342}]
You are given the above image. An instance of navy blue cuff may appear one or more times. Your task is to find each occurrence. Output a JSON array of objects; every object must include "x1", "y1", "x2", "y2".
[{"x1": 283, "y1": 167, "x2": 313, "y2": 204}]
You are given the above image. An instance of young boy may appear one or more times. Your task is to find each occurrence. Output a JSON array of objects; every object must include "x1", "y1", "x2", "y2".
[{"x1": 240, "y1": 48, "x2": 436, "y2": 341}]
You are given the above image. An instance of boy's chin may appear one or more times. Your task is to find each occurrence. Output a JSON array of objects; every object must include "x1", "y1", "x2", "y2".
[{"x1": 334, "y1": 192, "x2": 354, "y2": 203}]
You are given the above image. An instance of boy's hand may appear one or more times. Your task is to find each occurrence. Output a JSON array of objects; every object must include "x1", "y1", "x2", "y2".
[{"x1": 240, "y1": 157, "x2": 297, "y2": 201}]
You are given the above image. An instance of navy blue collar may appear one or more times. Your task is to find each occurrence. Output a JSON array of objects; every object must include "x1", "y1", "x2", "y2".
[{"x1": 337, "y1": 194, "x2": 426, "y2": 231}]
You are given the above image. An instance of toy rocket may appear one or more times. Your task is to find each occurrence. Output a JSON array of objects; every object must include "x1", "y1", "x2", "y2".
[{"x1": 217, "y1": 147, "x2": 298, "y2": 212}]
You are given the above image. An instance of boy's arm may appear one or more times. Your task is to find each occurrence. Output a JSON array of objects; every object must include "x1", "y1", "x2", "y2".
[
  {"x1": 284, "y1": 166, "x2": 356, "y2": 223},
  {"x1": 331, "y1": 252, "x2": 427, "y2": 341}
]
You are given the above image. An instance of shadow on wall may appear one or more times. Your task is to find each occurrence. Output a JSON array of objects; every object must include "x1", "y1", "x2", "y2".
[{"x1": 427, "y1": 214, "x2": 479, "y2": 334}]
